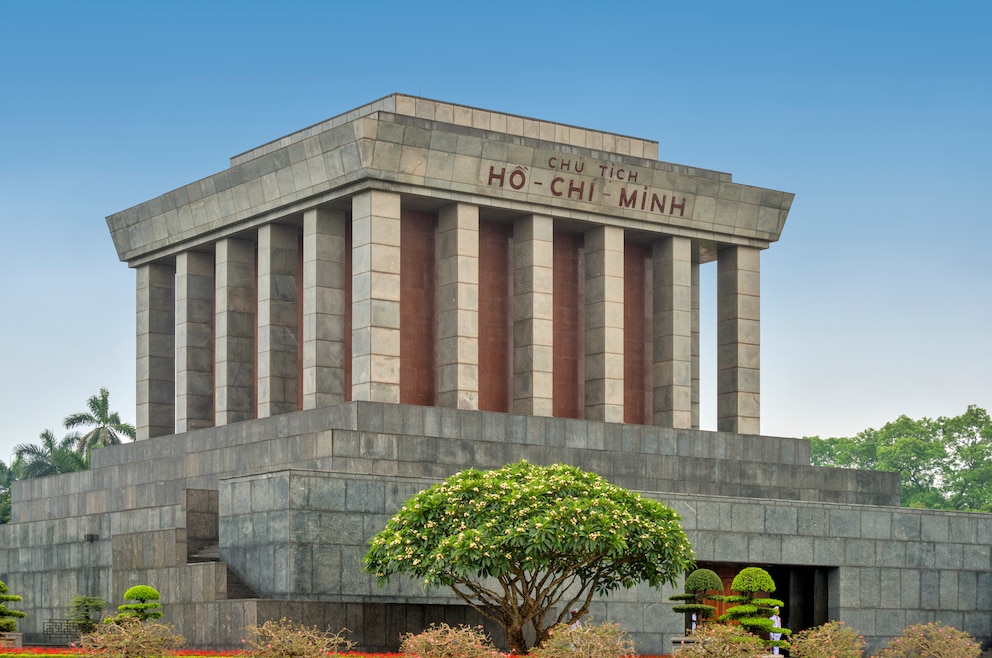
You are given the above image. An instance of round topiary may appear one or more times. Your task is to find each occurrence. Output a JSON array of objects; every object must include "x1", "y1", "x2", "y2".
[
  {"x1": 685, "y1": 568, "x2": 722, "y2": 593},
  {"x1": 122, "y1": 585, "x2": 160, "y2": 602},
  {"x1": 731, "y1": 567, "x2": 776, "y2": 593},
  {"x1": 671, "y1": 568, "x2": 725, "y2": 626},
  {"x1": 115, "y1": 585, "x2": 162, "y2": 621}
]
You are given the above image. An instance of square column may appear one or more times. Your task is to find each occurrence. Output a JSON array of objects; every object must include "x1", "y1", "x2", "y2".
[
  {"x1": 136, "y1": 262, "x2": 175, "y2": 440},
  {"x1": 512, "y1": 214, "x2": 554, "y2": 416},
  {"x1": 351, "y1": 190, "x2": 401, "y2": 403},
  {"x1": 257, "y1": 224, "x2": 300, "y2": 417},
  {"x1": 437, "y1": 203, "x2": 479, "y2": 410},
  {"x1": 584, "y1": 225, "x2": 624, "y2": 422},
  {"x1": 652, "y1": 236, "x2": 693, "y2": 428},
  {"x1": 176, "y1": 251, "x2": 215, "y2": 433},
  {"x1": 302, "y1": 208, "x2": 347, "y2": 409},
  {"x1": 691, "y1": 261, "x2": 701, "y2": 430},
  {"x1": 215, "y1": 237, "x2": 255, "y2": 426},
  {"x1": 717, "y1": 245, "x2": 760, "y2": 434}
]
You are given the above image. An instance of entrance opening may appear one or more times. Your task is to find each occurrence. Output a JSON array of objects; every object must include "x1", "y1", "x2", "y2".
[{"x1": 691, "y1": 562, "x2": 832, "y2": 635}]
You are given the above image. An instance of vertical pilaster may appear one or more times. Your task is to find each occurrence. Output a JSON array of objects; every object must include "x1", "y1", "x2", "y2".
[
  {"x1": 351, "y1": 190, "x2": 401, "y2": 403},
  {"x1": 584, "y1": 225, "x2": 624, "y2": 422},
  {"x1": 176, "y1": 251, "x2": 214, "y2": 433},
  {"x1": 257, "y1": 224, "x2": 300, "y2": 418},
  {"x1": 215, "y1": 237, "x2": 255, "y2": 426},
  {"x1": 437, "y1": 203, "x2": 479, "y2": 410},
  {"x1": 302, "y1": 208, "x2": 347, "y2": 410},
  {"x1": 717, "y1": 245, "x2": 760, "y2": 434},
  {"x1": 136, "y1": 263, "x2": 175, "y2": 440},
  {"x1": 513, "y1": 214, "x2": 554, "y2": 416},
  {"x1": 652, "y1": 236, "x2": 693, "y2": 428},
  {"x1": 691, "y1": 261, "x2": 701, "y2": 430}
]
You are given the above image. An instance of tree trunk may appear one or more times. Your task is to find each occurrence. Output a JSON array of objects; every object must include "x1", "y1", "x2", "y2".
[{"x1": 504, "y1": 621, "x2": 528, "y2": 654}]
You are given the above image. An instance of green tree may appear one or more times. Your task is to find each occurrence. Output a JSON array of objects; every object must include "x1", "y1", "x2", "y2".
[
  {"x1": 14, "y1": 429, "x2": 88, "y2": 479},
  {"x1": 0, "y1": 460, "x2": 20, "y2": 524},
  {"x1": 940, "y1": 405, "x2": 992, "y2": 511},
  {"x1": 717, "y1": 567, "x2": 790, "y2": 652},
  {"x1": 113, "y1": 585, "x2": 162, "y2": 622},
  {"x1": 809, "y1": 406, "x2": 992, "y2": 511},
  {"x1": 64, "y1": 387, "x2": 135, "y2": 456},
  {"x1": 363, "y1": 460, "x2": 695, "y2": 653},
  {"x1": 669, "y1": 568, "x2": 723, "y2": 627}
]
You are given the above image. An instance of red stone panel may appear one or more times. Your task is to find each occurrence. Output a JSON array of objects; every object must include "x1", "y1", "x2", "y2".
[
  {"x1": 624, "y1": 242, "x2": 652, "y2": 425},
  {"x1": 400, "y1": 210, "x2": 437, "y2": 406},
  {"x1": 553, "y1": 231, "x2": 583, "y2": 419},
  {"x1": 479, "y1": 221, "x2": 512, "y2": 412}
]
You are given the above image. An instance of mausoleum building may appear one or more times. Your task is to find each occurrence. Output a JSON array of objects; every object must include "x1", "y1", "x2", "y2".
[{"x1": 2, "y1": 95, "x2": 989, "y2": 654}]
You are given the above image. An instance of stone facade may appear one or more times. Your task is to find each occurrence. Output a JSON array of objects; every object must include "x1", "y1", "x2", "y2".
[{"x1": 1, "y1": 95, "x2": 989, "y2": 654}]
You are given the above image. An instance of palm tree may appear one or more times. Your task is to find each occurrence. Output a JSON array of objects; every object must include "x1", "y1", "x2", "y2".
[
  {"x1": 64, "y1": 387, "x2": 135, "y2": 456},
  {"x1": 14, "y1": 429, "x2": 88, "y2": 479}
]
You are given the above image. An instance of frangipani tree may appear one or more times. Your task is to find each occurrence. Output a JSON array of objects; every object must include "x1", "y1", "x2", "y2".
[{"x1": 364, "y1": 460, "x2": 695, "y2": 653}]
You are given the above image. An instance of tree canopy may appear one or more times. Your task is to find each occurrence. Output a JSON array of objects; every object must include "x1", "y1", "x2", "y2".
[
  {"x1": 809, "y1": 405, "x2": 992, "y2": 511},
  {"x1": 13, "y1": 429, "x2": 87, "y2": 479},
  {"x1": 1, "y1": 387, "x2": 133, "y2": 524},
  {"x1": 363, "y1": 460, "x2": 695, "y2": 653}
]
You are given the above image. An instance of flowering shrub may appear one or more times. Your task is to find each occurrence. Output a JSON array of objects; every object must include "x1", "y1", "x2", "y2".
[
  {"x1": 789, "y1": 620, "x2": 865, "y2": 658},
  {"x1": 243, "y1": 617, "x2": 354, "y2": 658},
  {"x1": 875, "y1": 621, "x2": 980, "y2": 658},
  {"x1": 672, "y1": 623, "x2": 764, "y2": 657},
  {"x1": 399, "y1": 623, "x2": 503, "y2": 658},
  {"x1": 528, "y1": 619, "x2": 635, "y2": 658},
  {"x1": 77, "y1": 615, "x2": 185, "y2": 657}
]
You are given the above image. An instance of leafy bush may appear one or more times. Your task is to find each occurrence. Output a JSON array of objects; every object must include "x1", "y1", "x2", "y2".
[
  {"x1": 68, "y1": 596, "x2": 106, "y2": 633},
  {"x1": 0, "y1": 580, "x2": 26, "y2": 633},
  {"x1": 529, "y1": 619, "x2": 635, "y2": 658},
  {"x1": 113, "y1": 586, "x2": 161, "y2": 622},
  {"x1": 78, "y1": 616, "x2": 185, "y2": 657},
  {"x1": 673, "y1": 622, "x2": 765, "y2": 657},
  {"x1": 399, "y1": 623, "x2": 503, "y2": 658},
  {"x1": 789, "y1": 620, "x2": 865, "y2": 658},
  {"x1": 243, "y1": 617, "x2": 354, "y2": 658},
  {"x1": 875, "y1": 621, "x2": 980, "y2": 658}
]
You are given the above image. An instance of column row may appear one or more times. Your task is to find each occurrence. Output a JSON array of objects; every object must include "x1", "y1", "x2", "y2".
[{"x1": 135, "y1": 190, "x2": 760, "y2": 440}]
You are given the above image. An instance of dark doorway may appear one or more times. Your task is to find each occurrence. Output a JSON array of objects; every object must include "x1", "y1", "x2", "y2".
[{"x1": 695, "y1": 562, "x2": 832, "y2": 635}]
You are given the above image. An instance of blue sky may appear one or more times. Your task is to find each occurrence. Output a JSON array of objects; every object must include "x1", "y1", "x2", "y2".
[{"x1": 1, "y1": 1, "x2": 989, "y2": 461}]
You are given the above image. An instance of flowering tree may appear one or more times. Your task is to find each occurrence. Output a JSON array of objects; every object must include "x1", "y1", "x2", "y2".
[{"x1": 363, "y1": 461, "x2": 695, "y2": 653}]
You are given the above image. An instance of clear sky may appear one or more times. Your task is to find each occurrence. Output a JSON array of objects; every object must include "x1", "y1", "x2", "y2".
[{"x1": 1, "y1": 1, "x2": 989, "y2": 463}]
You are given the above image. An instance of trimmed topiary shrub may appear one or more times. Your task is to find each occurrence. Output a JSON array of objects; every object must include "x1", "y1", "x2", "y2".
[
  {"x1": 0, "y1": 580, "x2": 26, "y2": 633},
  {"x1": 717, "y1": 567, "x2": 790, "y2": 652},
  {"x1": 111, "y1": 585, "x2": 162, "y2": 622},
  {"x1": 670, "y1": 568, "x2": 723, "y2": 629},
  {"x1": 875, "y1": 621, "x2": 980, "y2": 658},
  {"x1": 789, "y1": 620, "x2": 865, "y2": 658}
]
